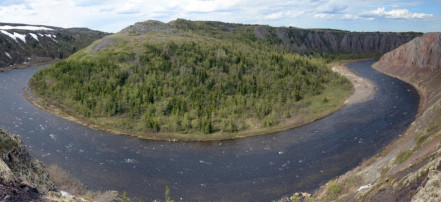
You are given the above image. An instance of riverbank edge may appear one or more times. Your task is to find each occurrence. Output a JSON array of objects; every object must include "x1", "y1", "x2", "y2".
[
  {"x1": 0, "y1": 58, "x2": 59, "y2": 73},
  {"x1": 25, "y1": 60, "x2": 373, "y2": 142},
  {"x1": 305, "y1": 61, "x2": 428, "y2": 201}
]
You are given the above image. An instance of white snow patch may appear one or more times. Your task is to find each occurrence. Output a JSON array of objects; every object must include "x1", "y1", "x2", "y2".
[
  {"x1": 5, "y1": 52, "x2": 11, "y2": 59},
  {"x1": 0, "y1": 25, "x2": 53, "y2": 31},
  {"x1": 45, "y1": 34, "x2": 52, "y2": 38},
  {"x1": 0, "y1": 30, "x2": 26, "y2": 43},
  {"x1": 38, "y1": 33, "x2": 44, "y2": 37},
  {"x1": 14, "y1": 33, "x2": 26, "y2": 43},
  {"x1": 1, "y1": 30, "x2": 17, "y2": 42},
  {"x1": 357, "y1": 183, "x2": 372, "y2": 192},
  {"x1": 29, "y1": 33, "x2": 39, "y2": 41},
  {"x1": 60, "y1": 191, "x2": 74, "y2": 198}
]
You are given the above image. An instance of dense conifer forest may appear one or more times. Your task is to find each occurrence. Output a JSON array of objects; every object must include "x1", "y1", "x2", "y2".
[{"x1": 30, "y1": 20, "x2": 352, "y2": 138}]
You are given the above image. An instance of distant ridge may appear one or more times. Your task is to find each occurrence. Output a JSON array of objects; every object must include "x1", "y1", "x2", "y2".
[
  {"x1": 0, "y1": 22, "x2": 107, "y2": 68},
  {"x1": 120, "y1": 19, "x2": 421, "y2": 55}
]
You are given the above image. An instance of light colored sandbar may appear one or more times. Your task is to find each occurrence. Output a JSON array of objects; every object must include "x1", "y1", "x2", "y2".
[{"x1": 332, "y1": 62, "x2": 376, "y2": 105}]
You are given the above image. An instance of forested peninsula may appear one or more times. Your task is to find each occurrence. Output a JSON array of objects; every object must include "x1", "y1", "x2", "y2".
[{"x1": 30, "y1": 19, "x2": 411, "y2": 140}]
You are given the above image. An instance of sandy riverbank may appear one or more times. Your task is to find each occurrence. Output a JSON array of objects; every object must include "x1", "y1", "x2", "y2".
[{"x1": 331, "y1": 62, "x2": 376, "y2": 105}]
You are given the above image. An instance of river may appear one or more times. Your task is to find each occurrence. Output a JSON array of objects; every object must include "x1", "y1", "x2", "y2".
[{"x1": 0, "y1": 60, "x2": 419, "y2": 201}]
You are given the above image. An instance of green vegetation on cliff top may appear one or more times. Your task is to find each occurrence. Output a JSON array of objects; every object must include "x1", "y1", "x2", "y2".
[{"x1": 29, "y1": 19, "x2": 352, "y2": 140}]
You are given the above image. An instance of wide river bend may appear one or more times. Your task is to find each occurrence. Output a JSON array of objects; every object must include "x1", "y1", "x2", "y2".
[{"x1": 0, "y1": 60, "x2": 419, "y2": 201}]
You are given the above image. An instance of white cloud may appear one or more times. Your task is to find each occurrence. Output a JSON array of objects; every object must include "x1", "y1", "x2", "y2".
[
  {"x1": 314, "y1": 13, "x2": 331, "y2": 19},
  {"x1": 318, "y1": 3, "x2": 347, "y2": 14},
  {"x1": 180, "y1": 0, "x2": 241, "y2": 13},
  {"x1": 0, "y1": 0, "x2": 26, "y2": 6},
  {"x1": 264, "y1": 11, "x2": 303, "y2": 20},
  {"x1": 361, "y1": 7, "x2": 434, "y2": 20}
]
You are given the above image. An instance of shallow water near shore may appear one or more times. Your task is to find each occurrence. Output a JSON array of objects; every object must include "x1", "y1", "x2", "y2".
[{"x1": 0, "y1": 60, "x2": 418, "y2": 201}]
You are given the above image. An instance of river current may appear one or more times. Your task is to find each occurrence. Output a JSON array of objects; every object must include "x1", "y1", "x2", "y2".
[{"x1": 0, "y1": 60, "x2": 419, "y2": 201}]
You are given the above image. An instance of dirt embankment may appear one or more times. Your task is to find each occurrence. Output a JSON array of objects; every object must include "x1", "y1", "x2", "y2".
[{"x1": 309, "y1": 32, "x2": 441, "y2": 202}]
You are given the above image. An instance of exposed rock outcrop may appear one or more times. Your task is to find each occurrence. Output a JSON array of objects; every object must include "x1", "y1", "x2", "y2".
[
  {"x1": 254, "y1": 26, "x2": 419, "y2": 55},
  {"x1": 0, "y1": 128, "x2": 55, "y2": 201},
  {"x1": 376, "y1": 32, "x2": 441, "y2": 72}
]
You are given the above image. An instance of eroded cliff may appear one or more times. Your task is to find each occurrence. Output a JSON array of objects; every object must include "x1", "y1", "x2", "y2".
[
  {"x1": 121, "y1": 19, "x2": 419, "y2": 56},
  {"x1": 254, "y1": 26, "x2": 420, "y2": 55}
]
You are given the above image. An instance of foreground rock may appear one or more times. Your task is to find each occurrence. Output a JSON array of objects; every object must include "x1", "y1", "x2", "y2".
[
  {"x1": 308, "y1": 32, "x2": 441, "y2": 201},
  {"x1": 0, "y1": 129, "x2": 128, "y2": 201},
  {"x1": 0, "y1": 128, "x2": 55, "y2": 201}
]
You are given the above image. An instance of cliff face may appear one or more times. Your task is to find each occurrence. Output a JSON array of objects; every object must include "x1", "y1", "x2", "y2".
[
  {"x1": 0, "y1": 129, "x2": 55, "y2": 201},
  {"x1": 376, "y1": 32, "x2": 441, "y2": 72},
  {"x1": 119, "y1": 19, "x2": 419, "y2": 56},
  {"x1": 0, "y1": 23, "x2": 107, "y2": 69},
  {"x1": 254, "y1": 26, "x2": 420, "y2": 55},
  {"x1": 311, "y1": 33, "x2": 441, "y2": 201}
]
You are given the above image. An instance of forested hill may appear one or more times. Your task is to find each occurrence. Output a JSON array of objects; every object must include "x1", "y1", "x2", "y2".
[
  {"x1": 0, "y1": 22, "x2": 107, "y2": 68},
  {"x1": 29, "y1": 19, "x2": 413, "y2": 140},
  {"x1": 122, "y1": 19, "x2": 420, "y2": 56}
]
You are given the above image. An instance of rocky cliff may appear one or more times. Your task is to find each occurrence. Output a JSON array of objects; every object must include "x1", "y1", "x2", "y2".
[
  {"x1": 254, "y1": 26, "x2": 420, "y2": 55},
  {"x1": 376, "y1": 32, "x2": 441, "y2": 74},
  {"x1": 120, "y1": 19, "x2": 419, "y2": 56},
  {"x1": 0, "y1": 129, "x2": 55, "y2": 201},
  {"x1": 308, "y1": 33, "x2": 441, "y2": 201},
  {"x1": 0, "y1": 23, "x2": 107, "y2": 69}
]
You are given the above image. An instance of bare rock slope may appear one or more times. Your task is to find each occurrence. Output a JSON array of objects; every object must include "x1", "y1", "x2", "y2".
[{"x1": 255, "y1": 26, "x2": 419, "y2": 55}]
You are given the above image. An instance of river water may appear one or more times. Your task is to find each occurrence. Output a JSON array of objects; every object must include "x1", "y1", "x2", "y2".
[{"x1": 0, "y1": 60, "x2": 419, "y2": 201}]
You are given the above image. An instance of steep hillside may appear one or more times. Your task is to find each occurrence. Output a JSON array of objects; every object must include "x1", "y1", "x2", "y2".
[
  {"x1": 0, "y1": 22, "x2": 107, "y2": 69},
  {"x1": 310, "y1": 33, "x2": 441, "y2": 201},
  {"x1": 30, "y1": 19, "x2": 356, "y2": 141}
]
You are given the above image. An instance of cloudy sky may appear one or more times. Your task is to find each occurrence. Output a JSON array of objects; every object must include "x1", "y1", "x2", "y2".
[{"x1": 0, "y1": 0, "x2": 439, "y2": 33}]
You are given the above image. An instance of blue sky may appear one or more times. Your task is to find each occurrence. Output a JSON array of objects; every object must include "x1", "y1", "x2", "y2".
[{"x1": 0, "y1": 0, "x2": 439, "y2": 33}]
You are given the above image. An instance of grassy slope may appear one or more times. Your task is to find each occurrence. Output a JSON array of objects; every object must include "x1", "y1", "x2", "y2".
[{"x1": 29, "y1": 20, "x2": 353, "y2": 141}]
